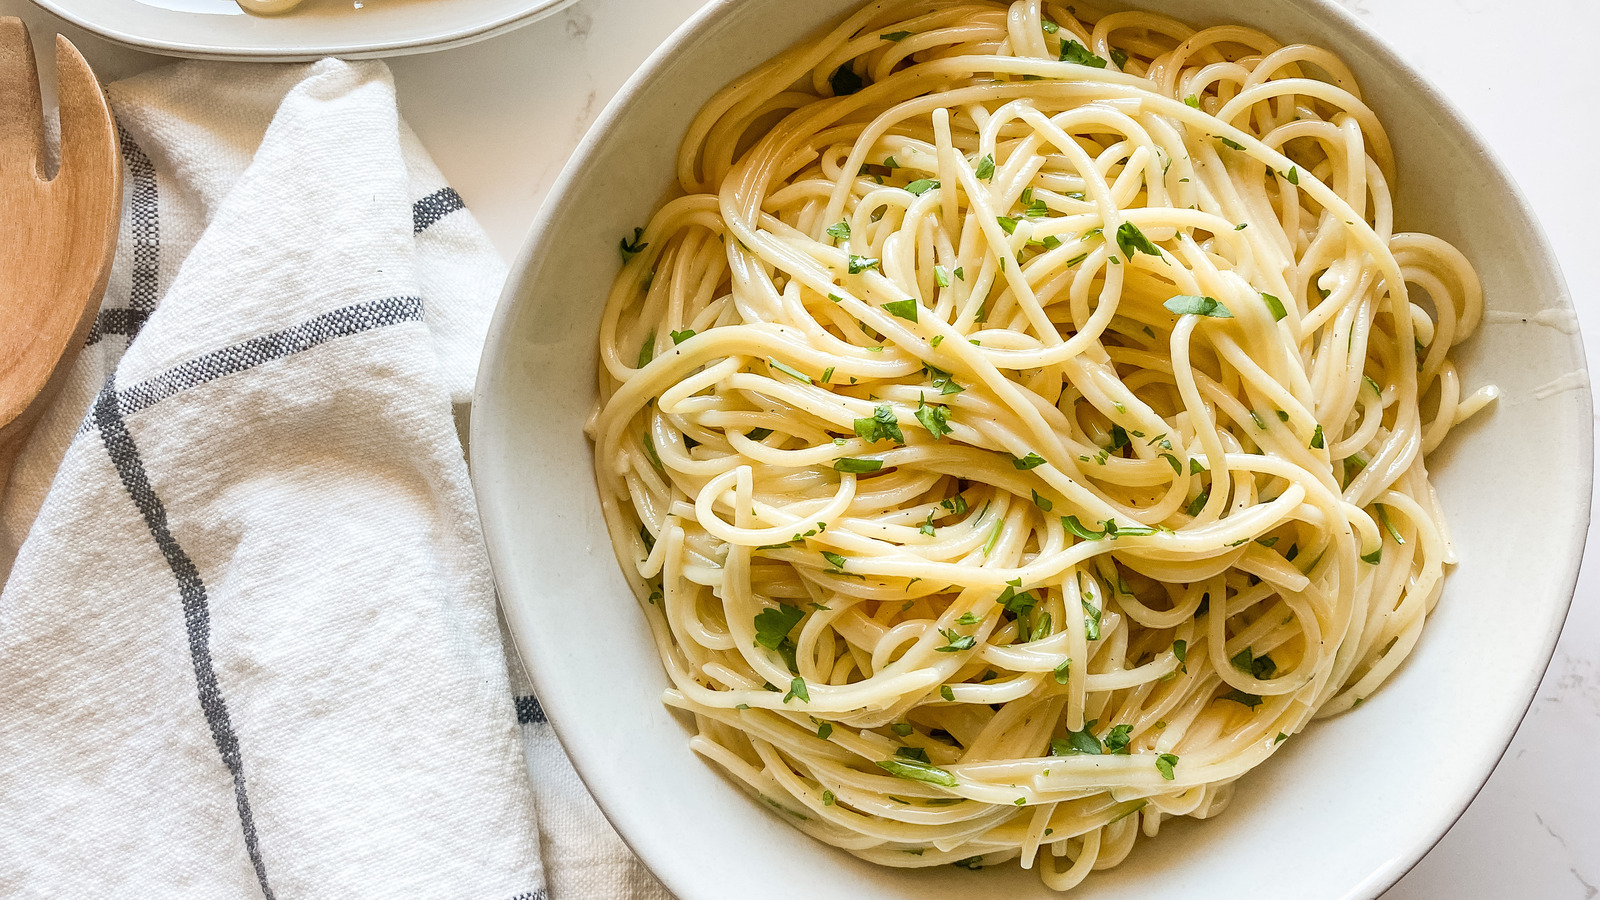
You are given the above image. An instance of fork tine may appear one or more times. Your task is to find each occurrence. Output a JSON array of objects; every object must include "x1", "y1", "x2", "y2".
[
  {"x1": 54, "y1": 33, "x2": 118, "y2": 187},
  {"x1": 0, "y1": 18, "x2": 44, "y2": 180}
]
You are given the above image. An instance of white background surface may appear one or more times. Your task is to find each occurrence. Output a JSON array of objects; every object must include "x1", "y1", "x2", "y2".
[{"x1": 4, "y1": 0, "x2": 1596, "y2": 895}]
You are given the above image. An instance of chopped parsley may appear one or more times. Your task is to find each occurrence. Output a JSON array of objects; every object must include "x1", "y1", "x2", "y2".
[
  {"x1": 848, "y1": 255, "x2": 880, "y2": 274},
  {"x1": 882, "y1": 298, "x2": 919, "y2": 322},
  {"x1": 833, "y1": 457, "x2": 884, "y2": 474},
  {"x1": 783, "y1": 676, "x2": 809, "y2": 703},
  {"x1": 620, "y1": 227, "x2": 648, "y2": 262},
  {"x1": 826, "y1": 220, "x2": 851, "y2": 241},
  {"x1": 816, "y1": 721, "x2": 833, "y2": 740},
  {"x1": 1054, "y1": 659, "x2": 1071, "y2": 684},
  {"x1": 1012, "y1": 452, "x2": 1047, "y2": 470},
  {"x1": 1231, "y1": 646, "x2": 1276, "y2": 680},
  {"x1": 1051, "y1": 718, "x2": 1103, "y2": 755},
  {"x1": 1220, "y1": 689, "x2": 1263, "y2": 709},
  {"x1": 915, "y1": 397, "x2": 952, "y2": 439},
  {"x1": 854, "y1": 403, "x2": 904, "y2": 444},
  {"x1": 934, "y1": 265, "x2": 951, "y2": 287},
  {"x1": 881, "y1": 30, "x2": 912, "y2": 41},
  {"x1": 753, "y1": 604, "x2": 805, "y2": 664},
  {"x1": 1059, "y1": 39, "x2": 1107, "y2": 67},
  {"x1": 1081, "y1": 599, "x2": 1103, "y2": 641},
  {"x1": 875, "y1": 757, "x2": 958, "y2": 787},
  {"x1": 1103, "y1": 723, "x2": 1132, "y2": 754},
  {"x1": 1377, "y1": 503, "x2": 1405, "y2": 544},
  {"x1": 1061, "y1": 515, "x2": 1106, "y2": 541},
  {"x1": 927, "y1": 367, "x2": 964, "y2": 395},
  {"x1": 1164, "y1": 294, "x2": 1233, "y2": 318},
  {"x1": 1031, "y1": 490, "x2": 1053, "y2": 511},
  {"x1": 1261, "y1": 292, "x2": 1288, "y2": 321},
  {"x1": 1156, "y1": 753, "x2": 1179, "y2": 780},
  {"x1": 974, "y1": 154, "x2": 995, "y2": 181},
  {"x1": 905, "y1": 178, "x2": 939, "y2": 196},
  {"x1": 768, "y1": 358, "x2": 810, "y2": 382},
  {"x1": 935, "y1": 628, "x2": 976, "y2": 652},
  {"x1": 1115, "y1": 222, "x2": 1161, "y2": 259},
  {"x1": 830, "y1": 64, "x2": 864, "y2": 96}
]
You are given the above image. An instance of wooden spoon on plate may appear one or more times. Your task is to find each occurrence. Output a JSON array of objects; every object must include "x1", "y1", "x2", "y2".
[{"x1": 0, "y1": 18, "x2": 121, "y2": 503}]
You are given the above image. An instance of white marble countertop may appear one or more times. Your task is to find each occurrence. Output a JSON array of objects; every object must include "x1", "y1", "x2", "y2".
[{"x1": 4, "y1": 0, "x2": 1596, "y2": 895}]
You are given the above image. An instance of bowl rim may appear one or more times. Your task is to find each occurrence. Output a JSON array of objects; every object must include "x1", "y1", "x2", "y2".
[
  {"x1": 26, "y1": 0, "x2": 578, "y2": 61},
  {"x1": 472, "y1": 0, "x2": 1594, "y2": 895}
]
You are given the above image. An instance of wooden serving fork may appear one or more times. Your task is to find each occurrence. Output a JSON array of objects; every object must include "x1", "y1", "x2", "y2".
[{"x1": 0, "y1": 19, "x2": 121, "y2": 501}]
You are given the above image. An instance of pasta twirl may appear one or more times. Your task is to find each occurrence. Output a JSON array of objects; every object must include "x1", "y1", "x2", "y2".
[{"x1": 587, "y1": 0, "x2": 1493, "y2": 889}]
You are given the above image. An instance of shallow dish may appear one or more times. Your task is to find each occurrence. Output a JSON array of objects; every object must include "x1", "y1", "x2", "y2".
[
  {"x1": 472, "y1": 0, "x2": 1592, "y2": 897},
  {"x1": 28, "y1": 0, "x2": 576, "y2": 61}
]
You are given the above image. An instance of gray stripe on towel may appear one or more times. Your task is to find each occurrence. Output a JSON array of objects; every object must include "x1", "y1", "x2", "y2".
[
  {"x1": 87, "y1": 127, "x2": 160, "y2": 347},
  {"x1": 92, "y1": 381, "x2": 277, "y2": 900},
  {"x1": 412, "y1": 186, "x2": 465, "y2": 233}
]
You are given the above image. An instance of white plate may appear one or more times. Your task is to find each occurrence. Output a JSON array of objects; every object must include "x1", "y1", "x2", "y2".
[
  {"x1": 28, "y1": 0, "x2": 577, "y2": 60},
  {"x1": 472, "y1": 0, "x2": 1592, "y2": 897}
]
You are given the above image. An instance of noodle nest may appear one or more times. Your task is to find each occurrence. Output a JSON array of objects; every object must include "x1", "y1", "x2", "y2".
[{"x1": 588, "y1": 0, "x2": 1491, "y2": 889}]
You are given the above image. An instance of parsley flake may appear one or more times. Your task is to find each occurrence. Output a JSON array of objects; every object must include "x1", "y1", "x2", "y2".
[
  {"x1": 783, "y1": 676, "x2": 809, "y2": 703},
  {"x1": 1156, "y1": 753, "x2": 1179, "y2": 780},
  {"x1": 1012, "y1": 452, "x2": 1047, "y2": 470},
  {"x1": 1059, "y1": 39, "x2": 1107, "y2": 67},
  {"x1": 914, "y1": 397, "x2": 952, "y2": 439},
  {"x1": 1164, "y1": 294, "x2": 1233, "y2": 318},
  {"x1": 875, "y1": 757, "x2": 958, "y2": 787},
  {"x1": 854, "y1": 403, "x2": 904, "y2": 444},
  {"x1": 620, "y1": 227, "x2": 649, "y2": 262},
  {"x1": 882, "y1": 298, "x2": 919, "y2": 322},
  {"x1": 833, "y1": 458, "x2": 884, "y2": 474},
  {"x1": 1115, "y1": 221, "x2": 1161, "y2": 260}
]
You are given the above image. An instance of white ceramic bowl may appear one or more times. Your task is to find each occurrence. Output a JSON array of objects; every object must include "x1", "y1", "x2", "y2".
[
  {"x1": 28, "y1": 0, "x2": 576, "y2": 60},
  {"x1": 472, "y1": 1, "x2": 1592, "y2": 897}
]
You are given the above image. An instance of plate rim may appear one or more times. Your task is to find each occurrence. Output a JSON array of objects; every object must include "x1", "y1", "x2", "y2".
[{"x1": 26, "y1": 0, "x2": 578, "y2": 60}]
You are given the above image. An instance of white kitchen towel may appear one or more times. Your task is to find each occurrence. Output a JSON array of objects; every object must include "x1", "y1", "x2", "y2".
[{"x1": 0, "y1": 59, "x2": 545, "y2": 898}]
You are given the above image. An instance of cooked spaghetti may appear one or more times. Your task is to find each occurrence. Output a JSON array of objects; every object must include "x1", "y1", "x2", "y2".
[{"x1": 587, "y1": 0, "x2": 1493, "y2": 889}]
